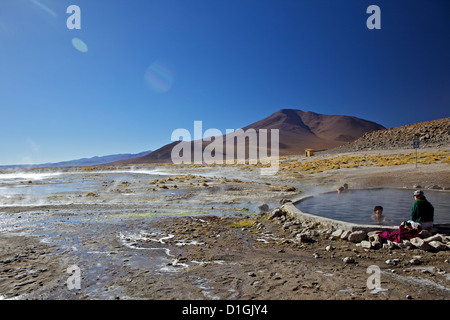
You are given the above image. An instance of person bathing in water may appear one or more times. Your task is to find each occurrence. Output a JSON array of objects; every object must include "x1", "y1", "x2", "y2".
[
  {"x1": 371, "y1": 205, "x2": 385, "y2": 223},
  {"x1": 337, "y1": 183, "x2": 349, "y2": 194}
]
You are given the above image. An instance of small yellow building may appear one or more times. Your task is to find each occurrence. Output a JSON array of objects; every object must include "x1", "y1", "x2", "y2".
[{"x1": 305, "y1": 149, "x2": 314, "y2": 157}]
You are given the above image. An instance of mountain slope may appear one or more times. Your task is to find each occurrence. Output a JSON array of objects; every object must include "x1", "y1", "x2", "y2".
[
  {"x1": 239, "y1": 109, "x2": 385, "y2": 155},
  {"x1": 328, "y1": 116, "x2": 450, "y2": 153},
  {"x1": 119, "y1": 109, "x2": 384, "y2": 164}
]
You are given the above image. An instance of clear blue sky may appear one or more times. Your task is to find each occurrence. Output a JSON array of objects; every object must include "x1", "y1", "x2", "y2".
[{"x1": 0, "y1": 0, "x2": 449, "y2": 165}]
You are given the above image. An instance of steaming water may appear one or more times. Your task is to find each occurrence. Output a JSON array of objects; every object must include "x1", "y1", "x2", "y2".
[
  {"x1": 0, "y1": 169, "x2": 177, "y2": 206},
  {"x1": 0, "y1": 172, "x2": 63, "y2": 181},
  {"x1": 296, "y1": 189, "x2": 450, "y2": 226}
]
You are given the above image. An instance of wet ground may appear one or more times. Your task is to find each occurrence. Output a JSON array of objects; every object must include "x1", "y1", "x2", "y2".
[{"x1": 0, "y1": 160, "x2": 449, "y2": 300}]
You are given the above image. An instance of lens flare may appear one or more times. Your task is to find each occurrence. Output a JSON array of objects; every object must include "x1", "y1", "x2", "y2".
[
  {"x1": 72, "y1": 38, "x2": 88, "y2": 53},
  {"x1": 144, "y1": 60, "x2": 174, "y2": 93},
  {"x1": 31, "y1": 0, "x2": 57, "y2": 17}
]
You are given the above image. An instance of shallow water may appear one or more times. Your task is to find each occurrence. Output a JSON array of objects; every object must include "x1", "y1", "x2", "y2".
[
  {"x1": 296, "y1": 189, "x2": 450, "y2": 225},
  {"x1": 0, "y1": 169, "x2": 170, "y2": 207}
]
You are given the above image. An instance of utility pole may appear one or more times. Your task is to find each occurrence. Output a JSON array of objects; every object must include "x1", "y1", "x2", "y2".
[{"x1": 413, "y1": 134, "x2": 420, "y2": 168}]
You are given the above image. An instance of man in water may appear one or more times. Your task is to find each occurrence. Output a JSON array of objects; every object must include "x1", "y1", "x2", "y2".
[{"x1": 409, "y1": 190, "x2": 434, "y2": 230}]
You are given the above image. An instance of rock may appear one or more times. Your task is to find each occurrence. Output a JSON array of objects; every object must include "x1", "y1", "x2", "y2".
[
  {"x1": 325, "y1": 245, "x2": 335, "y2": 252},
  {"x1": 371, "y1": 240, "x2": 382, "y2": 249},
  {"x1": 313, "y1": 253, "x2": 320, "y2": 259},
  {"x1": 348, "y1": 230, "x2": 367, "y2": 243},
  {"x1": 410, "y1": 237, "x2": 431, "y2": 251},
  {"x1": 385, "y1": 259, "x2": 400, "y2": 266},
  {"x1": 409, "y1": 258, "x2": 421, "y2": 265},
  {"x1": 428, "y1": 241, "x2": 447, "y2": 251},
  {"x1": 282, "y1": 221, "x2": 296, "y2": 230},
  {"x1": 15, "y1": 273, "x2": 28, "y2": 280},
  {"x1": 418, "y1": 230, "x2": 432, "y2": 238},
  {"x1": 258, "y1": 204, "x2": 269, "y2": 212},
  {"x1": 343, "y1": 257, "x2": 355, "y2": 264},
  {"x1": 269, "y1": 208, "x2": 284, "y2": 220},
  {"x1": 367, "y1": 231, "x2": 380, "y2": 242},
  {"x1": 331, "y1": 229, "x2": 343, "y2": 238},
  {"x1": 423, "y1": 234, "x2": 444, "y2": 243},
  {"x1": 383, "y1": 240, "x2": 396, "y2": 249},
  {"x1": 401, "y1": 240, "x2": 414, "y2": 249},
  {"x1": 296, "y1": 233, "x2": 315, "y2": 243},
  {"x1": 340, "y1": 230, "x2": 351, "y2": 240},
  {"x1": 360, "y1": 241, "x2": 372, "y2": 249}
]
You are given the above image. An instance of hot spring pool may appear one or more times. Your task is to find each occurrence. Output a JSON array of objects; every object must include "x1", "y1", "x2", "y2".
[{"x1": 295, "y1": 189, "x2": 450, "y2": 226}]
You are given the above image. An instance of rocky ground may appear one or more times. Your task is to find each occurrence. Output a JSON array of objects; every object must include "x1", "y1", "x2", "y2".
[
  {"x1": 117, "y1": 212, "x2": 450, "y2": 300},
  {"x1": 0, "y1": 147, "x2": 449, "y2": 301},
  {"x1": 330, "y1": 117, "x2": 450, "y2": 153}
]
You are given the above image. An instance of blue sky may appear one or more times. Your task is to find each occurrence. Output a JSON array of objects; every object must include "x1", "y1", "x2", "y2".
[{"x1": 0, "y1": 0, "x2": 449, "y2": 165}]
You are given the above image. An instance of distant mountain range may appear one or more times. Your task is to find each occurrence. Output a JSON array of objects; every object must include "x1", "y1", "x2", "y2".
[
  {"x1": 117, "y1": 109, "x2": 385, "y2": 164},
  {"x1": 0, "y1": 150, "x2": 152, "y2": 169}
]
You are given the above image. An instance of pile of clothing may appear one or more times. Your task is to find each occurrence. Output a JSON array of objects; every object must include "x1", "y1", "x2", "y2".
[{"x1": 377, "y1": 223, "x2": 420, "y2": 243}]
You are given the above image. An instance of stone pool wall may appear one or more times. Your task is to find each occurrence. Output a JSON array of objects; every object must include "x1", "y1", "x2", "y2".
[{"x1": 282, "y1": 195, "x2": 398, "y2": 233}]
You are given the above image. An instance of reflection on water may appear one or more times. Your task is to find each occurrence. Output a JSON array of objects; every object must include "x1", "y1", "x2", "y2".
[{"x1": 296, "y1": 189, "x2": 450, "y2": 225}]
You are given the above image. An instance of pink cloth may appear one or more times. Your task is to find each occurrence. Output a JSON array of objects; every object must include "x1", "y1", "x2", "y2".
[{"x1": 377, "y1": 226, "x2": 419, "y2": 243}]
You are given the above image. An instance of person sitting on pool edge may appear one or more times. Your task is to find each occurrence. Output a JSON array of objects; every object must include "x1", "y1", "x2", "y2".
[
  {"x1": 409, "y1": 190, "x2": 434, "y2": 230},
  {"x1": 371, "y1": 205, "x2": 385, "y2": 223}
]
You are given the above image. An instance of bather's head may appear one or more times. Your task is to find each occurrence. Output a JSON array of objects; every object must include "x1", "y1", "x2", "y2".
[{"x1": 373, "y1": 206, "x2": 383, "y2": 215}]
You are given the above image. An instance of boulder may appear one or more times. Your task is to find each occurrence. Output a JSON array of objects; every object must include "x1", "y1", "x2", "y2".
[
  {"x1": 331, "y1": 229, "x2": 343, "y2": 238},
  {"x1": 360, "y1": 241, "x2": 372, "y2": 249},
  {"x1": 400, "y1": 240, "x2": 414, "y2": 249},
  {"x1": 367, "y1": 231, "x2": 380, "y2": 242},
  {"x1": 340, "y1": 230, "x2": 352, "y2": 240},
  {"x1": 410, "y1": 237, "x2": 431, "y2": 251},
  {"x1": 343, "y1": 257, "x2": 355, "y2": 264},
  {"x1": 258, "y1": 204, "x2": 269, "y2": 212},
  {"x1": 348, "y1": 230, "x2": 367, "y2": 243},
  {"x1": 295, "y1": 233, "x2": 315, "y2": 243},
  {"x1": 423, "y1": 234, "x2": 445, "y2": 243},
  {"x1": 428, "y1": 241, "x2": 447, "y2": 251},
  {"x1": 371, "y1": 240, "x2": 382, "y2": 249},
  {"x1": 383, "y1": 240, "x2": 396, "y2": 249},
  {"x1": 418, "y1": 230, "x2": 432, "y2": 239},
  {"x1": 269, "y1": 208, "x2": 284, "y2": 220}
]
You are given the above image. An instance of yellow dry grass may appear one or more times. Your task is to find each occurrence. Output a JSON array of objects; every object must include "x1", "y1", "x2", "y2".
[{"x1": 278, "y1": 150, "x2": 449, "y2": 174}]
